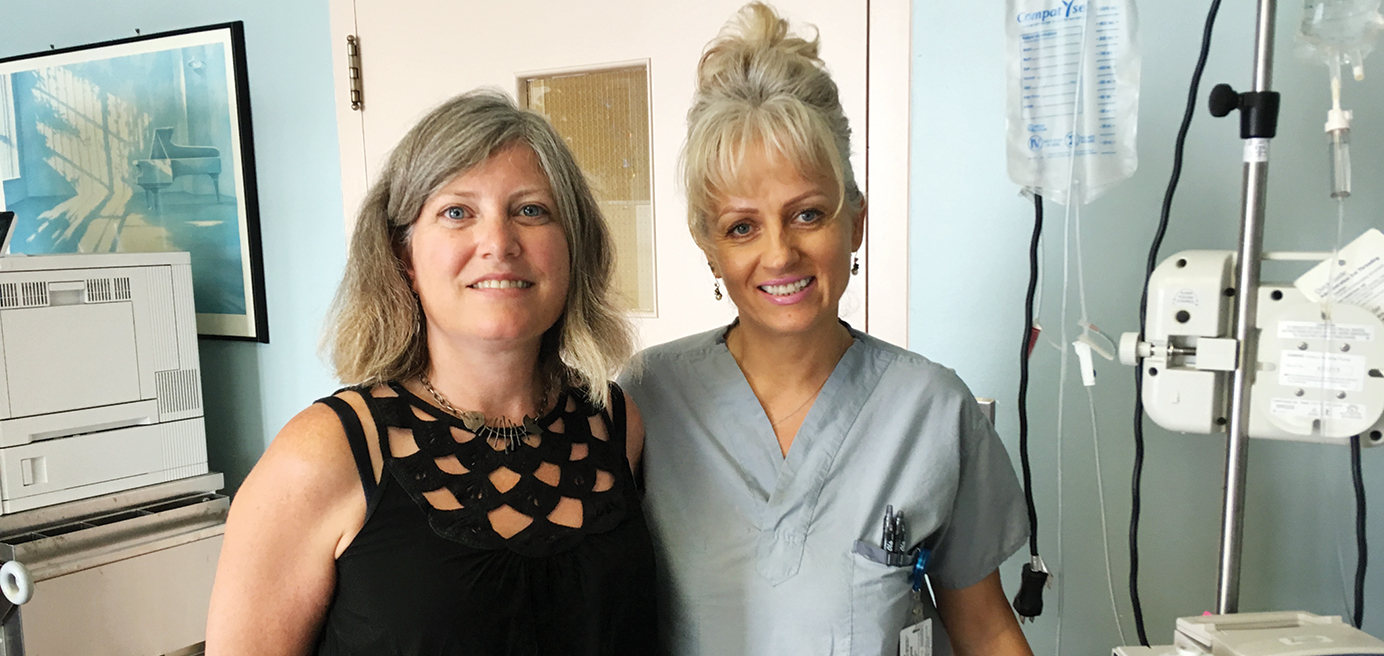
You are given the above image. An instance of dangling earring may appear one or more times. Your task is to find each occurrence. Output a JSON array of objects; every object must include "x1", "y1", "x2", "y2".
[
  {"x1": 708, "y1": 262, "x2": 723, "y2": 300},
  {"x1": 851, "y1": 255, "x2": 860, "y2": 276}
]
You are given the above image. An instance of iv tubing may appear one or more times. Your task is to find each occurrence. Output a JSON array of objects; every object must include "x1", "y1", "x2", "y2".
[
  {"x1": 1073, "y1": 198, "x2": 1127, "y2": 642},
  {"x1": 1053, "y1": 6, "x2": 1097, "y2": 649},
  {"x1": 1055, "y1": 196, "x2": 1069, "y2": 656},
  {"x1": 1087, "y1": 385, "x2": 1128, "y2": 644}
]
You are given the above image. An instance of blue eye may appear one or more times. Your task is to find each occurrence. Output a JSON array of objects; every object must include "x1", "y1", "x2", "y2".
[
  {"x1": 728, "y1": 222, "x2": 752, "y2": 237},
  {"x1": 442, "y1": 206, "x2": 466, "y2": 220},
  {"x1": 518, "y1": 204, "x2": 547, "y2": 218},
  {"x1": 796, "y1": 209, "x2": 825, "y2": 223}
]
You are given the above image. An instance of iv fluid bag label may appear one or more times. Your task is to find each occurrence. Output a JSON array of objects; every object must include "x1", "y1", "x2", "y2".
[
  {"x1": 1279, "y1": 350, "x2": 1368, "y2": 391},
  {"x1": 1005, "y1": 0, "x2": 1141, "y2": 205},
  {"x1": 1295, "y1": 228, "x2": 1384, "y2": 321},
  {"x1": 1278, "y1": 320, "x2": 1376, "y2": 342}
]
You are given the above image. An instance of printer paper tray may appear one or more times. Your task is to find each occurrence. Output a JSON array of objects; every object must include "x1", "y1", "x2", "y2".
[{"x1": 0, "y1": 420, "x2": 207, "y2": 514}]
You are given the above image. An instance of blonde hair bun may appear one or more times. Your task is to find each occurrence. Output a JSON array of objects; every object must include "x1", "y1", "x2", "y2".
[
  {"x1": 697, "y1": 2, "x2": 824, "y2": 99},
  {"x1": 682, "y1": 2, "x2": 863, "y2": 244}
]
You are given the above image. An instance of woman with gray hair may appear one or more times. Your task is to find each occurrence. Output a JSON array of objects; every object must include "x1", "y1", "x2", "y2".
[
  {"x1": 619, "y1": 4, "x2": 1033, "y2": 655},
  {"x1": 206, "y1": 90, "x2": 655, "y2": 655}
]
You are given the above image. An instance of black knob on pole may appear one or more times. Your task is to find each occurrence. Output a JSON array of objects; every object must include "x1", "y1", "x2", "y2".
[
  {"x1": 1207, "y1": 83, "x2": 1280, "y2": 139},
  {"x1": 1209, "y1": 83, "x2": 1240, "y2": 117}
]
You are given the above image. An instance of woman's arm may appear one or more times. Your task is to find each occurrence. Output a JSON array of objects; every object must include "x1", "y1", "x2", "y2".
[
  {"x1": 205, "y1": 402, "x2": 369, "y2": 656},
  {"x1": 934, "y1": 570, "x2": 1034, "y2": 656}
]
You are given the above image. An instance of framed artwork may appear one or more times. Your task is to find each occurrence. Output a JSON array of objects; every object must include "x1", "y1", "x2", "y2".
[{"x1": 0, "y1": 22, "x2": 268, "y2": 342}]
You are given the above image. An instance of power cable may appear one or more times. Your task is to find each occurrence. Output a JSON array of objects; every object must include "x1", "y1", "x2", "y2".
[
  {"x1": 1012, "y1": 192, "x2": 1049, "y2": 621},
  {"x1": 1131, "y1": 0, "x2": 1225, "y2": 645},
  {"x1": 1351, "y1": 433, "x2": 1367, "y2": 629}
]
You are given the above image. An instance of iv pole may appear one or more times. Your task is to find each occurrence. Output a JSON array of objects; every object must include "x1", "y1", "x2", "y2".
[{"x1": 1211, "y1": 0, "x2": 1281, "y2": 614}]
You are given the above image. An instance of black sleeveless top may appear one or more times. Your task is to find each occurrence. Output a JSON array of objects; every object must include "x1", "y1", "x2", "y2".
[{"x1": 313, "y1": 382, "x2": 657, "y2": 656}]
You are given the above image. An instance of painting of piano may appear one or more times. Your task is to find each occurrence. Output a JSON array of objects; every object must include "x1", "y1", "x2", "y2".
[{"x1": 0, "y1": 22, "x2": 267, "y2": 341}]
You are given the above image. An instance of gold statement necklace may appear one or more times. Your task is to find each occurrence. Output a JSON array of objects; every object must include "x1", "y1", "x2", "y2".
[{"x1": 419, "y1": 373, "x2": 542, "y2": 453}]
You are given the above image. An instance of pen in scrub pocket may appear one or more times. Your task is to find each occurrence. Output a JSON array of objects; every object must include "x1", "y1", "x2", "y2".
[{"x1": 882, "y1": 505, "x2": 896, "y2": 554}]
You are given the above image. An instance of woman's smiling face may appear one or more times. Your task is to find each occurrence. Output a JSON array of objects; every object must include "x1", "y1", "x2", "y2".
[
  {"x1": 406, "y1": 143, "x2": 571, "y2": 350},
  {"x1": 704, "y1": 145, "x2": 863, "y2": 338}
]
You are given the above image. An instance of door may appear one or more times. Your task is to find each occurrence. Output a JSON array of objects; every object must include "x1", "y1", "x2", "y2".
[{"x1": 329, "y1": 0, "x2": 909, "y2": 349}]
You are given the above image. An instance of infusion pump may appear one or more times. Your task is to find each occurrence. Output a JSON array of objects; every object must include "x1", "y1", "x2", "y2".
[{"x1": 1119, "y1": 250, "x2": 1384, "y2": 445}]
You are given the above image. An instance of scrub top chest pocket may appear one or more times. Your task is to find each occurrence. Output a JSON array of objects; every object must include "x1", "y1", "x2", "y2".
[
  {"x1": 853, "y1": 505, "x2": 933, "y2": 589},
  {"x1": 849, "y1": 505, "x2": 938, "y2": 655}
]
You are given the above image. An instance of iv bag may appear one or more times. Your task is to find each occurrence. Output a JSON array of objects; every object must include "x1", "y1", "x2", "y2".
[
  {"x1": 1005, "y1": 0, "x2": 1141, "y2": 205},
  {"x1": 1298, "y1": 0, "x2": 1384, "y2": 79}
]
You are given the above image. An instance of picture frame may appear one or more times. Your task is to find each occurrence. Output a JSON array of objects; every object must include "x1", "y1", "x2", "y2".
[{"x1": 0, "y1": 22, "x2": 268, "y2": 342}]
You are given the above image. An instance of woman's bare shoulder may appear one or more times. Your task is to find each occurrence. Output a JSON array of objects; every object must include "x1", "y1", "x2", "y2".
[
  {"x1": 208, "y1": 394, "x2": 373, "y2": 655},
  {"x1": 234, "y1": 391, "x2": 377, "y2": 523}
]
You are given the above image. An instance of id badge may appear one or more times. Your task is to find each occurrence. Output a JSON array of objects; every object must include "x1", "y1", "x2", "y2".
[{"x1": 899, "y1": 618, "x2": 931, "y2": 656}]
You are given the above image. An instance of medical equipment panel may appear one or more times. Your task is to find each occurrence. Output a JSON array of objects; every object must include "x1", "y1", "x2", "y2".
[{"x1": 1119, "y1": 250, "x2": 1384, "y2": 445}]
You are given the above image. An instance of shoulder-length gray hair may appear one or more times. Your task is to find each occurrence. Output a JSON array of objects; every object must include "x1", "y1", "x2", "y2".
[{"x1": 324, "y1": 89, "x2": 633, "y2": 408}]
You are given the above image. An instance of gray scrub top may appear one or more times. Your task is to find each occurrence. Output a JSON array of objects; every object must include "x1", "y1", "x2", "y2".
[{"x1": 619, "y1": 325, "x2": 1028, "y2": 656}]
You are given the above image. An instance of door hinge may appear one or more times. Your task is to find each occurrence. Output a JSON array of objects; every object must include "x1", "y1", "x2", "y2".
[{"x1": 346, "y1": 34, "x2": 363, "y2": 111}]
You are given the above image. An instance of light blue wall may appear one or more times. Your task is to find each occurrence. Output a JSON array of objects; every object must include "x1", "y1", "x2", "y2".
[
  {"x1": 0, "y1": 0, "x2": 346, "y2": 493},
  {"x1": 912, "y1": 0, "x2": 1384, "y2": 652},
  {"x1": 4, "y1": 0, "x2": 1379, "y2": 650}
]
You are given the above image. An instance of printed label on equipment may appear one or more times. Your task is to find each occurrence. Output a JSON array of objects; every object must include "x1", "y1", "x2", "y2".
[
  {"x1": 1271, "y1": 398, "x2": 1367, "y2": 421},
  {"x1": 900, "y1": 618, "x2": 932, "y2": 656},
  {"x1": 1277, "y1": 320, "x2": 1375, "y2": 342},
  {"x1": 1279, "y1": 350, "x2": 1368, "y2": 391},
  {"x1": 1295, "y1": 228, "x2": 1384, "y2": 322},
  {"x1": 1173, "y1": 288, "x2": 1199, "y2": 307},
  {"x1": 1244, "y1": 138, "x2": 1270, "y2": 162}
]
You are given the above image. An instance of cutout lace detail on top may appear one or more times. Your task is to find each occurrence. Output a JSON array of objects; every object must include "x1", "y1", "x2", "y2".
[{"x1": 368, "y1": 382, "x2": 628, "y2": 557}]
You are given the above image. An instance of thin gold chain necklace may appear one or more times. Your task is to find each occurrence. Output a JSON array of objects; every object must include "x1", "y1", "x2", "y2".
[
  {"x1": 769, "y1": 375, "x2": 831, "y2": 427},
  {"x1": 729, "y1": 325, "x2": 852, "y2": 428}
]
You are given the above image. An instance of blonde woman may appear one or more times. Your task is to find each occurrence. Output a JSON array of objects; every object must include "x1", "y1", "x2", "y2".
[
  {"x1": 206, "y1": 90, "x2": 655, "y2": 656},
  {"x1": 619, "y1": 5, "x2": 1033, "y2": 655}
]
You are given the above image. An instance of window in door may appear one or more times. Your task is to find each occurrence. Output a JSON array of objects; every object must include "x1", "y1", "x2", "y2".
[{"x1": 520, "y1": 64, "x2": 656, "y2": 315}]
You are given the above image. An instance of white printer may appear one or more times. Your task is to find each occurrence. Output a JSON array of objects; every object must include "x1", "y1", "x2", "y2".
[{"x1": 0, "y1": 250, "x2": 208, "y2": 514}]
